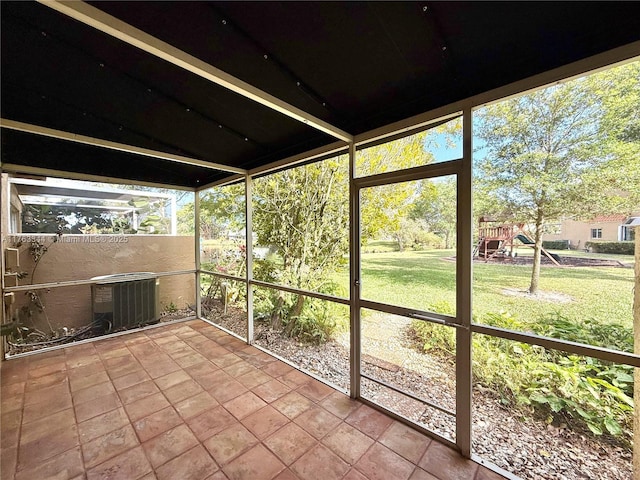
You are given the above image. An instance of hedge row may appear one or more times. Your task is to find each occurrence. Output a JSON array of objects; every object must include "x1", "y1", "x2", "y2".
[
  {"x1": 541, "y1": 240, "x2": 570, "y2": 250},
  {"x1": 584, "y1": 241, "x2": 634, "y2": 254}
]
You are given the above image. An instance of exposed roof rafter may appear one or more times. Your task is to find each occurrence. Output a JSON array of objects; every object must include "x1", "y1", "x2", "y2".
[
  {"x1": 4, "y1": 1, "x2": 639, "y2": 187},
  {"x1": 0, "y1": 118, "x2": 246, "y2": 174},
  {"x1": 38, "y1": 0, "x2": 353, "y2": 144}
]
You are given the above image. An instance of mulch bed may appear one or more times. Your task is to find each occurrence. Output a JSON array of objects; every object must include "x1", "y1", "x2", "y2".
[{"x1": 475, "y1": 256, "x2": 626, "y2": 267}]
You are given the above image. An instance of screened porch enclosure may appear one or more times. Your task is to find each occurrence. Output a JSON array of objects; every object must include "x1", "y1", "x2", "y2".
[{"x1": 2, "y1": 2, "x2": 640, "y2": 480}]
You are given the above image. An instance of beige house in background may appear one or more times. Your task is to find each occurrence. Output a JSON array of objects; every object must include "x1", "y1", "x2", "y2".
[{"x1": 544, "y1": 213, "x2": 639, "y2": 249}]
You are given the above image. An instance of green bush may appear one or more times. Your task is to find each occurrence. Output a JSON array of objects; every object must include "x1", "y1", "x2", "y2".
[
  {"x1": 542, "y1": 240, "x2": 570, "y2": 250},
  {"x1": 412, "y1": 231, "x2": 447, "y2": 250},
  {"x1": 523, "y1": 356, "x2": 633, "y2": 437},
  {"x1": 532, "y1": 312, "x2": 633, "y2": 353},
  {"x1": 284, "y1": 297, "x2": 338, "y2": 344},
  {"x1": 411, "y1": 307, "x2": 634, "y2": 443},
  {"x1": 410, "y1": 301, "x2": 456, "y2": 355},
  {"x1": 254, "y1": 280, "x2": 347, "y2": 345},
  {"x1": 585, "y1": 241, "x2": 634, "y2": 254}
]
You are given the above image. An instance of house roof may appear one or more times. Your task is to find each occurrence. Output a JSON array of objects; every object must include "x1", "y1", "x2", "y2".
[
  {"x1": 2, "y1": 1, "x2": 640, "y2": 189},
  {"x1": 592, "y1": 214, "x2": 628, "y2": 223}
]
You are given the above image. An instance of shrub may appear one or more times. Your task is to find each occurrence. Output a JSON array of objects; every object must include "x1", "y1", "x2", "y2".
[
  {"x1": 542, "y1": 240, "x2": 570, "y2": 250},
  {"x1": 523, "y1": 356, "x2": 633, "y2": 437},
  {"x1": 284, "y1": 297, "x2": 338, "y2": 344},
  {"x1": 480, "y1": 312, "x2": 635, "y2": 442},
  {"x1": 584, "y1": 241, "x2": 634, "y2": 254},
  {"x1": 410, "y1": 301, "x2": 456, "y2": 355},
  {"x1": 411, "y1": 307, "x2": 634, "y2": 443},
  {"x1": 254, "y1": 279, "x2": 347, "y2": 345},
  {"x1": 533, "y1": 312, "x2": 633, "y2": 353},
  {"x1": 413, "y1": 231, "x2": 447, "y2": 250}
]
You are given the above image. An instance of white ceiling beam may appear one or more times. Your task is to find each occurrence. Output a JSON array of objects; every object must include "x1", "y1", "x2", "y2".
[
  {"x1": 39, "y1": 0, "x2": 353, "y2": 144},
  {"x1": 248, "y1": 141, "x2": 348, "y2": 177},
  {"x1": 1, "y1": 163, "x2": 196, "y2": 191},
  {"x1": 0, "y1": 118, "x2": 246, "y2": 174}
]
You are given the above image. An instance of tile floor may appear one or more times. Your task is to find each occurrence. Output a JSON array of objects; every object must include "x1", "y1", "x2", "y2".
[{"x1": 1, "y1": 320, "x2": 505, "y2": 480}]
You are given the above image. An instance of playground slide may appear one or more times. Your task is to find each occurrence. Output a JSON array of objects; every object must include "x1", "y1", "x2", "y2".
[
  {"x1": 515, "y1": 234, "x2": 561, "y2": 264},
  {"x1": 515, "y1": 234, "x2": 534, "y2": 245}
]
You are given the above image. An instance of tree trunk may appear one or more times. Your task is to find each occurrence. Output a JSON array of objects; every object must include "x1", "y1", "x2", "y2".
[
  {"x1": 633, "y1": 230, "x2": 639, "y2": 479},
  {"x1": 270, "y1": 291, "x2": 285, "y2": 330},
  {"x1": 290, "y1": 294, "x2": 306, "y2": 319},
  {"x1": 529, "y1": 213, "x2": 544, "y2": 294},
  {"x1": 285, "y1": 295, "x2": 306, "y2": 336}
]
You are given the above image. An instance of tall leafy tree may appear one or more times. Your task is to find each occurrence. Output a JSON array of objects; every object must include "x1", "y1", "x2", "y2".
[
  {"x1": 475, "y1": 62, "x2": 639, "y2": 294},
  {"x1": 253, "y1": 157, "x2": 349, "y2": 327},
  {"x1": 582, "y1": 62, "x2": 640, "y2": 212},
  {"x1": 195, "y1": 120, "x2": 461, "y2": 337},
  {"x1": 358, "y1": 133, "x2": 432, "y2": 244},
  {"x1": 587, "y1": 63, "x2": 640, "y2": 478},
  {"x1": 410, "y1": 177, "x2": 457, "y2": 249},
  {"x1": 199, "y1": 183, "x2": 246, "y2": 241}
]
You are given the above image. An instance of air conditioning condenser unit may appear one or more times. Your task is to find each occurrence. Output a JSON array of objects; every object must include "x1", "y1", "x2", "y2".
[{"x1": 91, "y1": 272, "x2": 159, "y2": 331}]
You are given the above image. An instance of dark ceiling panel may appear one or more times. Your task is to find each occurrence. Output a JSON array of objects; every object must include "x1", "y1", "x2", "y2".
[
  {"x1": 90, "y1": 1, "x2": 446, "y2": 129},
  {"x1": 2, "y1": 1, "x2": 639, "y2": 187},
  {"x1": 87, "y1": 1, "x2": 340, "y2": 124},
  {"x1": 1, "y1": 1, "x2": 331, "y2": 176},
  {"x1": 213, "y1": 1, "x2": 447, "y2": 125},
  {"x1": 91, "y1": 1, "x2": 640, "y2": 134},
  {"x1": 1, "y1": 129, "x2": 226, "y2": 188}
]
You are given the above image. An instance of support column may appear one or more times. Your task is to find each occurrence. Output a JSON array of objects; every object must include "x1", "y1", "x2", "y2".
[
  {"x1": 1, "y1": 172, "x2": 6, "y2": 360},
  {"x1": 633, "y1": 230, "x2": 639, "y2": 478},
  {"x1": 456, "y1": 108, "x2": 473, "y2": 457},
  {"x1": 245, "y1": 176, "x2": 254, "y2": 344},
  {"x1": 194, "y1": 191, "x2": 202, "y2": 319},
  {"x1": 349, "y1": 142, "x2": 361, "y2": 398}
]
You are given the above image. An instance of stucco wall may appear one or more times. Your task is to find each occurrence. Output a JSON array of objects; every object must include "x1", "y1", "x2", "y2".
[
  {"x1": 544, "y1": 218, "x2": 629, "y2": 249},
  {"x1": 6, "y1": 234, "x2": 195, "y2": 331}
]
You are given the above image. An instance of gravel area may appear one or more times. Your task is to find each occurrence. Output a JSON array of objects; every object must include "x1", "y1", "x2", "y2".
[{"x1": 212, "y1": 305, "x2": 633, "y2": 480}]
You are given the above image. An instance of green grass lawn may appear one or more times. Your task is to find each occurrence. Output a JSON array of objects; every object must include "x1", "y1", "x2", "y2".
[
  {"x1": 333, "y1": 246, "x2": 635, "y2": 329},
  {"x1": 331, "y1": 243, "x2": 635, "y2": 441}
]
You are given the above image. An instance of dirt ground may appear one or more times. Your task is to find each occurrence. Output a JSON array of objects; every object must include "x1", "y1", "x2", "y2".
[{"x1": 475, "y1": 255, "x2": 626, "y2": 268}]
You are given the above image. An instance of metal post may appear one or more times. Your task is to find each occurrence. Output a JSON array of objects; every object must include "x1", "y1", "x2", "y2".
[
  {"x1": 1, "y1": 171, "x2": 7, "y2": 360},
  {"x1": 245, "y1": 176, "x2": 254, "y2": 344},
  {"x1": 194, "y1": 190, "x2": 202, "y2": 319},
  {"x1": 456, "y1": 108, "x2": 473, "y2": 457},
  {"x1": 349, "y1": 142, "x2": 361, "y2": 398}
]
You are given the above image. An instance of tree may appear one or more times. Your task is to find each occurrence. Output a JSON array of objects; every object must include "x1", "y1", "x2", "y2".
[
  {"x1": 581, "y1": 62, "x2": 640, "y2": 213},
  {"x1": 588, "y1": 62, "x2": 640, "y2": 479},
  {"x1": 253, "y1": 157, "x2": 349, "y2": 329},
  {"x1": 198, "y1": 183, "x2": 245, "y2": 242},
  {"x1": 196, "y1": 119, "x2": 462, "y2": 339},
  {"x1": 22, "y1": 204, "x2": 118, "y2": 234},
  {"x1": 410, "y1": 177, "x2": 457, "y2": 248},
  {"x1": 474, "y1": 65, "x2": 640, "y2": 294},
  {"x1": 176, "y1": 202, "x2": 195, "y2": 235},
  {"x1": 358, "y1": 133, "x2": 431, "y2": 245}
]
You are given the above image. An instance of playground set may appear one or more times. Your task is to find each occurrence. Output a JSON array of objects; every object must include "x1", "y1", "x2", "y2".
[{"x1": 473, "y1": 217, "x2": 561, "y2": 265}]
